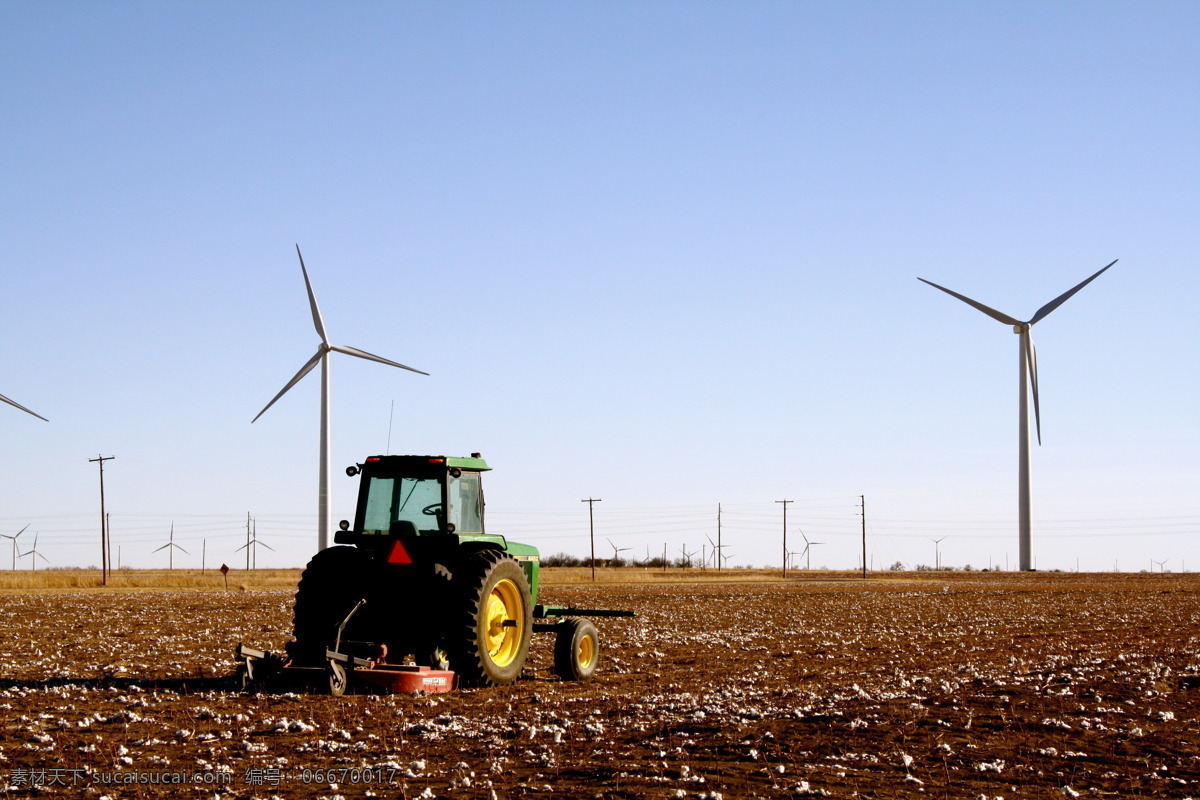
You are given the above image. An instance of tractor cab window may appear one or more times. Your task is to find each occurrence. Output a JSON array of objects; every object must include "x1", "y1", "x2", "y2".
[
  {"x1": 361, "y1": 475, "x2": 444, "y2": 534},
  {"x1": 448, "y1": 471, "x2": 483, "y2": 533}
]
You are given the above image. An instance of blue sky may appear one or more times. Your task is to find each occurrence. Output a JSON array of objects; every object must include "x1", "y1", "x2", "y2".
[{"x1": 2, "y1": 2, "x2": 1196, "y2": 572}]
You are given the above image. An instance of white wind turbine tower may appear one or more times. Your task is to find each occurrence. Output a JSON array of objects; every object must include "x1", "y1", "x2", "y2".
[
  {"x1": 253, "y1": 246, "x2": 429, "y2": 551},
  {"x1": 919, "y1": 259, "x2": 1117, "y2": 572}
]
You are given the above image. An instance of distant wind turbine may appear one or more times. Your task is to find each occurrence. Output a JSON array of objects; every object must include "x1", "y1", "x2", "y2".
[
  {"x1": 606, "y1": 539, "x2": 631, "y2": 565},
  {"x1": 0, "y1": 390, "x2": 47, "y2": 422},
  {"x1": 800, "y1": 531, "x2": 823, "y2": 570},
  {"x1": 1, "y1": 524, "x2": 29, "y2": 570},
  {"x1": 21, "y1": 533, "x2": 49, "y2": 570},
  {"x1": 929, "y1": 536, "x2": 947, "y2": 570},
  {"x1": 153, "y1": 523, "x2": 189, "y2": 570},
  {"x1": 236, "y1": 519, "x2": 275, "y2": 570},
  {"x1": 253, "y1": 245, "x2": 429, "y2": 551},
  {"x1": 919, "y1": 259, "x2": 1117, "y2": 572}
]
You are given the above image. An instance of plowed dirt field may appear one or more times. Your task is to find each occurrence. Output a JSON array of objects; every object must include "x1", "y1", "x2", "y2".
[{"x1": 2, "y1": 571, "x2": 1198, "y2": 798}]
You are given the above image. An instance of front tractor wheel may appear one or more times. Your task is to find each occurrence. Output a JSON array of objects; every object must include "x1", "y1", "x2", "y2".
[
  {"x1": 450, "y1": 551, "x2": 533, "y2": 687},
  {"x1": 553, "y1": 618, "x2": 600, "y2": 681}
]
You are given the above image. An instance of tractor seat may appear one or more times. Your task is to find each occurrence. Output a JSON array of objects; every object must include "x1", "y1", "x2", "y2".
[{"x1": 390, "y1": 520, "x2": 418, "y2": 537}]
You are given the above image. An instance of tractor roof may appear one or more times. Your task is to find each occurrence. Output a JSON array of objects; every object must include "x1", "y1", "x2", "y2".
[{"x1": 363, "y1": 454, "x2": 491, "y2": 471}]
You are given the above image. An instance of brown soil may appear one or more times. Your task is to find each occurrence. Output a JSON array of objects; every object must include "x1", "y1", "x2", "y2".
[{"x1": 1, "y1": 571, "x2": 1198, "y2": 798}]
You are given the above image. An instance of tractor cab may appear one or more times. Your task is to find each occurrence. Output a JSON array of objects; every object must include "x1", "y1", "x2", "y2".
[
  {"x1": 338, "y1": 454, "x2": 491, "y2": 539},
  {"x1": 335, "y1": 454, "x2": 539, "y2": 596}
]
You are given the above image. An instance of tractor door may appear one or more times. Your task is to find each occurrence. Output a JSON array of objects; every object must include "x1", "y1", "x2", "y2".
[{"x1": 447, "y1": 470, "x2": 484, "y2": 533}]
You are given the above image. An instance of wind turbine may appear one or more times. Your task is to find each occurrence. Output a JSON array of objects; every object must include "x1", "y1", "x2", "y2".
[
  {"x1": 0, "y1": 390, "x2": 47, "y2": 422},
  {"x1": 237, "y1": 520, "x2": 275, "y2": 570},
  {"x1": 929, "y1": 536, "x2": 947, "y2": 570},
  {"x1": 1, "y1": 524, "x2": 29, "y2": 570},
  {"x1": 706, "y1": 533, "x2": 730, "y2": 570},
  {"x1": 21, "y1": 533, "x2": 49, "y2": 570},
  {"x1": 606, "y1": 539, "x2": 631, "y2": 566},
  {"x1": 153, "y1": 523, "x2": 188, "y2": 570},
  {"x1": 919, "y1": 259, "x2": 1117, "y2": 572},
  {"x1": 253, "y1": 245, "x2": 429, "y2": 551},
  {"x1": 800, "y1": 531, "x2": 823, "y2": 570}
]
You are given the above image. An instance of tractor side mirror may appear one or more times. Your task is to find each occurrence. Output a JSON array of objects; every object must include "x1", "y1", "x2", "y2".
[
  {"x1": 449, "y1": 468, "x2": 462, "y2": 478},
  {"x1": 346, "y1": 465, "x2": 359, "y2": 477},
  {"x1": 338, "y1": 519, "x2": 350, "y2": 531}
]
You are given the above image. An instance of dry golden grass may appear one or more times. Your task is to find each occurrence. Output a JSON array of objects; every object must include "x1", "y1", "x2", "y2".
[
  {"x1": 0, "y1": 566, "x2": 815, "y2": 591},
  {"x1": 4, "y1": 564, "x2": 1179, "y2": 593},
  {"x1": 0, "y1": 568, "x2": 303, "y2": 592},
  {"x1": 0, "y1": 565, "x2": 1068, "y2": 592}
]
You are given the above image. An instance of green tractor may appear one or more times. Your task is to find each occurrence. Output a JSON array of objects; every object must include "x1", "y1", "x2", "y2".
[{"x1": 283, "y1": 453, "x2": 627, "y2": 688}]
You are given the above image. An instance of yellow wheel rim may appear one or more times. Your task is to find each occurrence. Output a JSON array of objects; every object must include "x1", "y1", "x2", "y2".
[
  {"x1": 484, "y1": 578, "x2": 524, "y2": 667},
  {"x1": 576, "y1": 632, "x2": 596, "y2": 670}
]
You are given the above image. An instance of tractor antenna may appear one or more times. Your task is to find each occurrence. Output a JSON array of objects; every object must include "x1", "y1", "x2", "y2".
[{"x1": 386, "y1": 399, "x2": 395, "y2": 455}]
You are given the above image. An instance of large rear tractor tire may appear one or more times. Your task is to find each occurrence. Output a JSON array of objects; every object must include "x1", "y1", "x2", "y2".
[
  {"x1": 448, "y1": 550, "x2": 533, "y2": 687},
  {"x1": 553, "y1": 618, "x2": 600, "y2": 681},
  {"x1": 286, "y1": 546, "x2": 372, "y2": 667}
]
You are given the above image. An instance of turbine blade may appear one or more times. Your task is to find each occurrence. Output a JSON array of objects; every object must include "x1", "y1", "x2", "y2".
[
  {"x1": 918, "y1": 278, "x2": 1022, "y2": 327},
  {"x1": 329, "y1": 344, "x2": 429, "y2": 375},
  {"x1": 251, "y1": 349, "x2": 323, "y2": 422},
  {"x1": 153, "y1": 543, "x2": 170, "y2": 552},
  {"x1": 296, "y1": 245, "x2": 329, "y2": 345},
  {"x1": 0, "y1": 393, "x2": 49, "y2": 422},
  {"x1": 15, "y1": 524, "x2": 29, "y2": 539},
  {"x1": 1029, "y1": 259, "x2": 1118, "y2": 325},
  {"x1": 258, "y1": 541, "x2": 276, "y2": 551},
  {"x1": 1025, "y1": 332, "x2": 1042, "y2": 445}
]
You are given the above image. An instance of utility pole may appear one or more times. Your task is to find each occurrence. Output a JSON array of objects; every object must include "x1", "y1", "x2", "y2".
[
  {"x1": 89, "y1": 455, "x2": 115, "y2": 586},
  {"x1": 859, "y1": 495, "x2": 867, "y2": 580},
  {"x1": 775, "y1": 499, "x2": 792, "y2": 578},
  {"x1": 581, "y1": 498, "x2": 601, "y2": 582},
  {"x1": 717, "y1": 503, "x2": 723, "y2": 572}
]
